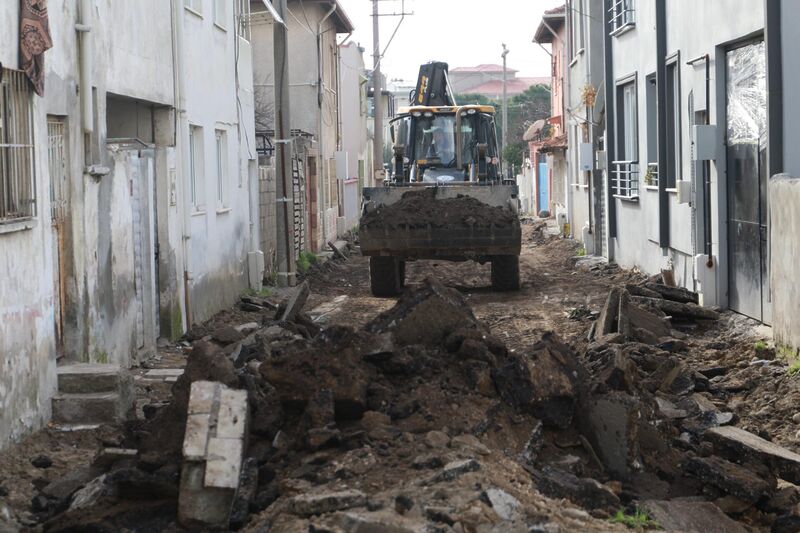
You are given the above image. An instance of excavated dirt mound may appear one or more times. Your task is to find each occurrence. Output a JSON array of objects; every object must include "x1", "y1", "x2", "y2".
[{"x1": 360, "y1": 187, "x2": 520, "y2": 230}]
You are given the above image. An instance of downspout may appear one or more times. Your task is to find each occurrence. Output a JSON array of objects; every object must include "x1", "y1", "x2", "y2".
[
  {"x1": 77, "y1": 0, "x2": 94, "y2": 136},
  {"x1": 688, "y1": 53, "x2": 713, "y2": 264},
  {"x1": 603, "y1": 0, "x2": 617, "y2": 245},
  {"x1": 656, "y1": 0, "x2": 669, "y2": 248},
  {"x1": 171, "y1": 0, "x2": 192, "y2": 327},
  {"x1": 317, "y1": 2, "x2": 337, "y2": 245}
]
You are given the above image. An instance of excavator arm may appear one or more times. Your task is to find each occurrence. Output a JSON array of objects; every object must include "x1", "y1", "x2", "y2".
[{"x1": 409, "y1": 61, "x2": 456, "y2": 107}]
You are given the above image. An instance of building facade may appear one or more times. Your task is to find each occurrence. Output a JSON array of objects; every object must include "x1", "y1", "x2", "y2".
[
  {"x1": 0, "y1": 0, "x2": 258, "y2": 449},
  {"x1": 250, "y1": 0, "x2": 354, "y2": 252}
]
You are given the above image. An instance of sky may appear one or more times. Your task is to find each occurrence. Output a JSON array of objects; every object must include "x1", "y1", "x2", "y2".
[{"x1": 335, "y1": 0, "x2": 563, "y2": 84}]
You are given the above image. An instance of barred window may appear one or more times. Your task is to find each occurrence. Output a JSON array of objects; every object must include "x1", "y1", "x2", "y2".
[{"x1": 0, "y1": 68, "x2": 36, "y2": 223}]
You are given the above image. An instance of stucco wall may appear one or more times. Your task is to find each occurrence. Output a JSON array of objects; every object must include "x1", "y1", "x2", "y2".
[{"x1": 769, "y1": 176, "x2": 800, "y2": 350}]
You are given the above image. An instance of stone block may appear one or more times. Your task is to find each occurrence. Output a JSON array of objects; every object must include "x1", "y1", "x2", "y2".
[
  {"x1": 57, "y1": 364, "x2": 125, "y2": 394},
  {"x1": 706, "y1": 426, "x2": 800, "y2": 485},
  {"x1": 52, "y1": 393, "x2": 123, "y2": 425},
  {"x1": 205, "y1": 438, "x2": 244, "y2": 490},
  {"x1": 685, "y1": 455, "x2": 776, "y2": 503},
  {"x1": 641, "y1": 500, "x2": 748, "y2": 533},
  {"x1": 182, "y1": 414, "x2": 211, "y2": 461},
  {"x1": 288, "y1": 490, "x2": 367, "y2": 517},
  {"x1": 578, "y1": 392, "x2": 641, "y2": 479}
]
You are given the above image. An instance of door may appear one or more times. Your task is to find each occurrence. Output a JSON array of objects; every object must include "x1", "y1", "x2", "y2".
[
  {"x1": 129, "y1": 149, "x2": 159, "y2": 359},
  {"x1": 726, "y1": 40, "x2": 769, "y2": 323},
  {"x1": 47, "y1": 119, "x2": 68, "y2": 358},
  {"x1": 538, "y1": 160, "x2": 549, "y2": 213}
]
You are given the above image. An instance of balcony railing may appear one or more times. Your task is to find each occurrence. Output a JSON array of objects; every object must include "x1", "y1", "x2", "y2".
[
  {"x1": 611, "y1": 160, "x2": 640, "y2": 200},
  {"x1": 643, "y1": 162, "x2": 659, "y2": 187},
  {"x1": 609, "y1": 0, "x2": 636, "y2": 35}
]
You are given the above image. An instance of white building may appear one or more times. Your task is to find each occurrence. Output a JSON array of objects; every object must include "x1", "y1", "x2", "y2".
[
  {"x1": 602, "y1": 0, "x2": 767, "y2": 321},
  {"x1": 0, "y1": 0, "x2": 258, "y2": 449},
  {"x1": 338, "y1": 42, "x2": 369, "y2": 230}
]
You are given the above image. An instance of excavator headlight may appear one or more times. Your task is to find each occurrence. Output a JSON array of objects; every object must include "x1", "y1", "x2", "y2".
[
  {"x1": 424, "y1": 112, "x2": 433, "y2": 117},
  {"x1": 467, "y1": 109, "x2": 477, "y2": 115},
  {"x1": 412, "y1": 112, "x2": 422, "y2": 117}
]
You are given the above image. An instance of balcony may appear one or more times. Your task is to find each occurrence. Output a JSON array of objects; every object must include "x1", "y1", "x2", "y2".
[{"x1": 611, "y1": 161, "x2": 640, "y2": 201}]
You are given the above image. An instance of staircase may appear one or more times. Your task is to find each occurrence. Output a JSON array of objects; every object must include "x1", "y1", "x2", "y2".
[{"x1": 52, "y1": 364, "x2": 134, "y2": 426}]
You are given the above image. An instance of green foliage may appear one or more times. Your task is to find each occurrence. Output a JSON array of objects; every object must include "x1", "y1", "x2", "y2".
[
  {"x1": 754, "y1": 341, "x2": 767, "y2": 351},
  {"x1": 502, "y1": 141, "x2": 526, "y2": 173},
  {"x1": 245, "y1": 287, "x2": 272, "y2": 298},
  {"x1": 577, "y1": 247, "x2": 587, "y2": 257},
  {"x1": 297, "y1": 251, "x2": 319, "y2": 275},
  {"x1": 788, "y1": 361, "x2": 800, "y2": 376},
  {"x1": 610, "y1": 509, "x2": 659, "y2": 529}
]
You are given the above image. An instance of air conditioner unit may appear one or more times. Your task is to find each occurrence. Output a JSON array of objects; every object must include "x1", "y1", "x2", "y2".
[{"x1": 677, "y1": 180, "x2": 692, "y2": 204}]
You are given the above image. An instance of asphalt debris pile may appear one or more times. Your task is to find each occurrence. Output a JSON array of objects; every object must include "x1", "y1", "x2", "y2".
[
  {"x1": 20, "y1": 276, "x2": 800, "y2": 532},
  {"x1": 360, "y1": 187, "x2": 520, "y2": 230}
]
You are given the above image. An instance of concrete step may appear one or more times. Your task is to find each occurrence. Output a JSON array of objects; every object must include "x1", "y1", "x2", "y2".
[
  {"x1": 52, "y1": 392, "x2": 126, "y2": 425},
  {"x1": 57, "y1": 363, "x2": 126, "y2": 394}
]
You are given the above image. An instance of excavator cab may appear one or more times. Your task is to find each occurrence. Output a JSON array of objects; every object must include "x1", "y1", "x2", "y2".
[{"x1": 390, "y1": 107, "x2": 501, "y2": 183}]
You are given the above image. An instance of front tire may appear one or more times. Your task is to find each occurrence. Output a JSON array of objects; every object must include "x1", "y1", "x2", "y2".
[
  {"x1": 370, "y1": 257, "x2": 405, "y2": 297},
  {"x1": 491, "y1": 255, "x2": 520, "y2": 292}
]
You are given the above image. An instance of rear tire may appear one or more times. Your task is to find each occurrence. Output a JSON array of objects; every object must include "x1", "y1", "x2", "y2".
[
  {"x1": 370, "y1": 257, "x2": 405, "y2": 297},
  {"x1": 491, "y1": 255, "x2": 520, "y2": 292}
]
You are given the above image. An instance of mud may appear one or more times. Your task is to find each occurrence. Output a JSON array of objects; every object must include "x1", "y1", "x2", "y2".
[{"x1": 360, "y1": 187, "x2": 520, "y2": 230}]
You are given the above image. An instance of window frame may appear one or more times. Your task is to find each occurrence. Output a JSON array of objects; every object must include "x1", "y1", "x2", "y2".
[
  {"x1": 613, "y1": 73, "x2": 640, "y2": 200},
  {"x1": 665, "y1": 52, "x2": 682, "y2": 189},
  {"x1": 0, "y1": 68, "x2": 37, "y2": 227},
  {"x1": 184, "y1": 0, "x2": 203, "y2": 17},
  {"x1": 214, "y1": 0, "x2": 227, "y2": 30},
  {"x1": 215, "y1": 129, "x2": 229, "y2": 210},
  {"x1": 189, "y1": 125, "x2": 205, "y2": 212}
]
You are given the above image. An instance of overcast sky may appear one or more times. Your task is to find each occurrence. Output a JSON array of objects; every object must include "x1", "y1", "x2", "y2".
[{"x1": 335, "y1": 0, "x2": 563, "y2": 83}]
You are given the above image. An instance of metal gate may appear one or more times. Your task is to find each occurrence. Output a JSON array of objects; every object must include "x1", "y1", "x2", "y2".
[{"x1": 726, "y1": 40, "x2": 770, "y2": 323}]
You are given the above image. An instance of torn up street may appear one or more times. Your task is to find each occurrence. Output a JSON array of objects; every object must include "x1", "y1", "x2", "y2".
[{"x1": 3, "y1": 223, "x2": 800, "y2": 532}]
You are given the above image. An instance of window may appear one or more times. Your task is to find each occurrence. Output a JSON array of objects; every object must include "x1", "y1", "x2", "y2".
[
  {"x1": 665, "y1": 58, "x2": 681, "y2": 188},
  {"x1": 189, "y1": 126, "x2": 205, "y2": 210},
  {"x1": 0, "y1": 68, "x2": 36, "y2": 223},
  {"x1": 215, "y1": 129, "x2": 228, "y2": 209},
  {"x1": 184, "y1": 0, "x2": 202, "y2": 16},
  {"x1": 613, "y1": 76, "x2": 639, "y2": 198},
  {"x1": 214, "y1": 0, "x2": 227, "y2": 28},
  {"x1": 609, "y1": 0, "x2": 635, "y2": 34},
  {"x1": 645, "y1": 73, "x2": 658, "y2": 187},
  {"x1": 570, "y1": 0, "x2": 585, "y2": 58}
]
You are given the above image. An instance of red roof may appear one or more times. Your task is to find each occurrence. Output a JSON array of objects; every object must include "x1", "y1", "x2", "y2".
[
  {"x1": 467, "y1": 77, "x2": 550, "y2": 96},
  {"x1": 451, "y1": 64, "x2": 519, "y2": 74}
]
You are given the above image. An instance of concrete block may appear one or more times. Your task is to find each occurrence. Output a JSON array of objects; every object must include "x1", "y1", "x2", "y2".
[
  {"x1": 205, "y1": 438, "x2": 244, "y2": 489},
  {"x1": 641, "y1": 500, "x2": 748, "y2": 533},
  {"x1": 183, "y1": 414, "x2": 211, "y2": 461},
  {"x1": 579, "y1": 392, "x2": 641, "y2": 479},
  {"x1": 143, "y1": 368, "x2": 184, "y2": 379},
  {"x1": 706, "y1": 426, "x2": 800, "y2": 485},
  {"x1": 187, "y1": 381, "x2": 217, "y2": 415},
  {"x1": 216, "y1": 388, "x2": 248, "y2": 439},
  {"x1": 178, "y1": 462, "x2": 236, "y2": 530},
  {"x1": 57, "y1": 364, "x2": 126, "y2": 394}
]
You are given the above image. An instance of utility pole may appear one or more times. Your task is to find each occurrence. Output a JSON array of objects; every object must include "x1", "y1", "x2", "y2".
[
  {"x1": 274, "y1": 0, "x2": 296, "y2": 287},
  {"x1": 501, "y1": 43, "x2": 509, "y2": 176},
  {"x1": 372, "y1": 0, "x2": 384, "y2": 184}
]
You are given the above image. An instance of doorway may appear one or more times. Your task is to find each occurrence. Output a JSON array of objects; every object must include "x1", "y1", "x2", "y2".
[
  {"x1": 726, "y1": 40, "x2": 770, "y2": 323},
  {"x1": 47, "y1": 118, "x2": 68, "y2": 359},
  {"x1": 537, "y1": 159, "x2": 549, "y2": 214}
]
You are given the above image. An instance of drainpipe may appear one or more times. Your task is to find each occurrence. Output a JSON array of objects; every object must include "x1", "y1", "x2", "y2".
[
  {"x1": 77, "y1": 0, "x2": 94, "y2": 135},
  {"x1": 656, "y1": 0, "x2": 669, "y2": 249},
  {"x1": 603, "y1": 0, "x2": 617, "y2": 245},
  {"x1": 688, "y1": 54, "x2": 713, "y2": 264},
  {"x1": 171, "y1": 0, "x2": 192, "y2": 327},
  {"x1": 317, "y1": 2, "x2": 338, "y2": 245}
]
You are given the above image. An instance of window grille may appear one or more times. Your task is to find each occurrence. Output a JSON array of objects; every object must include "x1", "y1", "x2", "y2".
[
  {"x1": 609, "y1": 0, "x2": 635, "y2": 34},
  {"x1": 0, "y1": 69, "x2": 36, "y2": 223}
]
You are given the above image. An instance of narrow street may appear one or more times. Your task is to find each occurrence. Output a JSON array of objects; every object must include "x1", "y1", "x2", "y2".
[{"x1": 5, "y1": 223, "x2": 800, "y2": 531}]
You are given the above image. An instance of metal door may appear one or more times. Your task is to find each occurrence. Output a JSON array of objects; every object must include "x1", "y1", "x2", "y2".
[
  {"x1": 726, "y1": 41, "x2": 769, "y2": 323},
  {"x1": 537, "y1": 160, "x2": 549, "y2": 213},
  {"x1": 48, "y1": 119, "x2": 68, "y2": 358}
]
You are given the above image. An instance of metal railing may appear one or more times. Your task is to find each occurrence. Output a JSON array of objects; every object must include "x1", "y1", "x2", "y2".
[
  {"x1": 644, "y1": 162, "x2": 659, "y2": 187},
  {"x1": 608, "y1": 0, "x2": 635, "y2": 33},
  {"x1": 0, "y1": 68, "x2": 36, "y2": 223},
  {"x1": 611, "y1": 160, "x2": 640, "y2": 199},
  {"x1": 236, "y1": 0, "x2": 251, "y2": 41}
]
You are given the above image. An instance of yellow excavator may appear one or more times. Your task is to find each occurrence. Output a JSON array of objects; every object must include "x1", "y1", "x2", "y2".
[{"x1": 359, "y1": 62, "x2": 521, "y2": 296}]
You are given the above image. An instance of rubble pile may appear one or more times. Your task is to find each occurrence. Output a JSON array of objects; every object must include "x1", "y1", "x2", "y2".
[
  {"x1": 360, "y1": 188, "x2": 520, "y2": 230},
  {"x1": 21, "y1": 276, "x2": 800, "y2": 532}
]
